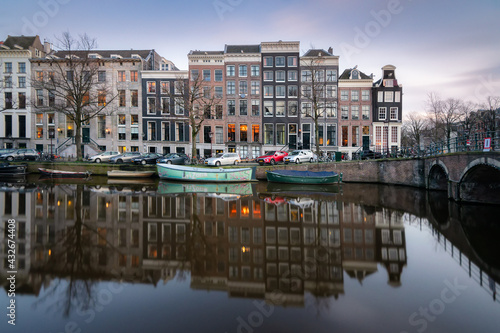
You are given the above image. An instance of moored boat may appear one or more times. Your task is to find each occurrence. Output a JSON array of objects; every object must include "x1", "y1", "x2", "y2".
[
  {"x1": 107, "y1": 170, "x2": 156, "y2": 178},
  {"x1": 38, "y1": 168, "x2": 91, "y2": 178},
  {"x1": 266, "y1": 169, "x2": 342, "y2": 185},
  {"x1": 157, "y1": 164, "x2": 256, "y2": 183}
]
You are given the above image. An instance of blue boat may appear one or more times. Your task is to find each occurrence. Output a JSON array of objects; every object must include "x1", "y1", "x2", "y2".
[{"x1": 266, "y1": 169, "x2": 342, "y2": 185}]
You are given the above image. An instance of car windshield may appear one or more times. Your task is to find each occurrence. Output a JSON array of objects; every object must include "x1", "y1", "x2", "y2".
[
  {"x1": 288, "y1": 151, "x2": 299, "y2": 156},
  {"x1": 215, "y1": 153, "x2": 224, "y2": 158},
  {"x1": 263, "y1": 151, "x2": 276, "y2": 156}
]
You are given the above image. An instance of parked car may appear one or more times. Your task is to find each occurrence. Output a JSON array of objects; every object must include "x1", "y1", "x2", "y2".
[
  {"x1": 88, "y1": 151, "x2": 120, "y2": 163},
  {"x1": 157, "y1": 153, "x2": 190, "y2": 165},
  {"x1": 133, "y1": 153, "x2": 165, "y2": 165},
  {"x1": 361, "y1": 150, "x2": 382, "y2": 160},
  {"x1": 205, "y1": 153, "x2": 240, "y2": 167},
  {"x1": 256, "y1": 151, "x2": 288, "y2": 166},
  {"x1": 0, "y1": 148, "x2": 16, "y2": 155},
  {"x1": 283, "y1": 150, "x2": 317, "y2": 164},
  {"x1": 0, "y1": 148, "x2": 40, "y2": 161},
  {"x1": 109, "y1": 152, "x2": 141, "y2": 164}
]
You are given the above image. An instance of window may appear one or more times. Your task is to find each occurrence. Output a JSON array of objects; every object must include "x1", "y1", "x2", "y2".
[
  {"x1": 118, "y1": 126, "x2": 126, "y2": 141},
  {"x1": 276, "y1": 86, "x2": 285, "y2": 97},
  {"x1": 288, "y1": 101, "x2": 298, "y2": 116},
  {"x1": 161, "y1": 81, "x2": 170, "y2": 94},
  {"x1": 227, "y1": 81, "x2": 235, "y2": 95},
  {"x1": 239, "y1": 81, "x2": 248, "y2": 95},
  {"x1": 276, "y1": 124, "x2": 285, "y2": 145},
  {"x1": 36, "y1": 89, "x2": 44, "y2": 106},
  {"x1": 252, "y1": 125, "x2": 259, "y2": 142},
  {"x1": 276, "y1": 71, "x2": 285, "y2": 82},
  {"x1": 302, "y1": 102, "x2": 312, "y2": 117},
  {"x1": 162, "y1": 97, "x2": 170, "y2": 114},
  {"x1": 352, "y1": 126, "x2": 359, "y2": 147},
  {"x1": 98, "y1": 115, "x2": 106, "y2": 139},
  {"x1": 203, "y1": 87, "x2": 211, "y2": 98},
  {"x1": 391, "y1": 127, "x2": 398, "y2": 143},
  {"x1": 341, "y1": 106, "x2": 349, "y2": 120},
  {"x1": 215, "y1": 69, "x2": 223, "y2": 81},
  {"x1": 66, "y1": 70, "x2": 73, "y2": 82},
  {"x1": 226, "y1": 65, "x2": 235, "y2": 77},
  {"x1": 301, "y1": 70, "x2": 312, "y2": 82},
  {"x1": 216, "y1": 105, "x2": 223, "y2": 119},
  {"x1": 36, "y1": 113, "x2": 43, "y2": 124},
  {"x1": 362, "y1": 105, "x2": 370, "y2": 120},
  {"x1": 240, "y1": 124, "x2": 247, "y2": 142},
  {"x1": 385, "y1": 91, "x2": 394, "y2": 102},
  {"x1": 98, "y1": 90, "x2": 106, "y2": 106},
  {"x1": 4, "y1": 76, "x2": 12, "y2": 88},
  {"x1": 302, "y1": 85, "x2": 312, "y2": 98},
  {"x1": 378, "y1": 91, "x2": 384, "y2": 102},
  {"x1": 227, "y1": 100, "x2": 235, "y2": 116},
  {"x1": 118, "y1": 71, "x2": 126, "y2": 82},
  {"x1": 275, "y1": 56, "x2": 285, "y2": 67},
  {"x1": 264, "y1": 86, "x2": 273, "y2": 97},
  {"x1": 18, "y1": 76, "x2": 26, "y2": 88},
  {"x1": 18, "y1": 92, "x2": 26, "y2": 109},
  {"x1": 215, "y1": 86, "x2": 223, "y2": 98},
  {"x1": 288, "y1": 85, "x2": 298, "y2": 97},
  {"x1": 326, "y1": 70, "x2": 337, "y2": 81},
  {"x1": 191, "y1": 69, "x2": 199, "y2": 80},
  {"x1": 276, "y1": 101, "x2": 285, "y2": 116},
  {"x1": 326, "y1": 85, "x2": 336, "y2": 98},
  {"x1": 315, "y1": 70, "x2": 325, "y2": 82},
  {"x1": 147, "y1": 81, "x2": 156, "y2": 93},
  {"x1": 288, "y1": 56, "x2": 297, "y2": 67},
  {"x1": 251, "y1": 81, "x2": 260, "y2": 95},
  {"x1": 351, "y1": 90, "x2": 359, "y2": 101},
  {"x1": 340, "y1": 90, "x2": 348, "y2": 101},
  {"x1": 215, "y1": 126, "x2": 223, "y2": 144},
  {"x1": 264, "y1": 124, "x2": 274, "y2": 144},
  {"x1": 175, "y1": 97, "x2": 184, "y2": 115},
  {"x1": 341, "y1": 126, "x2": 348, "y2": 146},
  {"x1": 326, "y1": 102, "x2": 337, "y2": 117},
  {"x1": 131, "y1": 90, "x2": 138, "y2": 107},
  {"x1": 238, "y1": 65, "x2": 247, "y2": 77},
  {"x1": 239, "y1": 100, "x2": 248, "y2": 115},
  {"x1": 379, "y1": 107, "x2": 387, "y2": 120},
  {"x1": 162, "y1": 122, "x2": 170, "y2": 141},
  {"x1": 264, "y1": 101, "x2": 273, "y2": 116},
  {"x1": 390, "y1": 107, "x2": 398, "y2": 120},
  {"x1": 288, "y1": 70, "x2": 298, "y2": 81},
  {"x1": 263, "y1": 71, "x2": 273, "y2": 81},
  {"x1": 148, "y1": 122, "x2": 156, "y2": 140},
  {"x1": 362, "y1": 90, "x2": 370, "y2": 101},
  {"x1": 48, "y1": 90, "x2": 55, "y2": 107},
  {"x1": 119, "y1": 90, "x2": 126, "y2": 107},
  {"x1": 203, "y1": 69, "x2": 211, "y2": 81},
  {"x1": 228, "y1": 124, "x2": 235, "y2": 142},
  {"x1": 395, "y1": 91, "x2": 401, "y2": 103},
  {"x1": 174, "y1": 81, "x2": 183, "y2": 94},
  {"x1": 251, "y1": 100, "x2": 260, "y2": 116},
  {"x1": 18, "y1": 62, "x2": 26, "y2": 73},
  {"x1": 130, "y1": 70, "x2": 138, "y2": 82},
  {"x1": 351, "y1": 105, "x2": 359, "y2": 120},
  {"x1": 327, "y1": 124, "x2": 337, "y2": 146},
  {"x1": 98, "y1": 71, "x2": 106, "y2": 82},
  {"x1": 4, "y1": 62, "x2": 12, "y2": 73},
  {"x1": 263, "y1": 56, "x2": 273, "y2": 67},
  {"x1": 131, "y1": 115, "x2": 139, "y2": 140},
  {"x1": 251, "y1": 65, "x2": 259, "y2": 76}
]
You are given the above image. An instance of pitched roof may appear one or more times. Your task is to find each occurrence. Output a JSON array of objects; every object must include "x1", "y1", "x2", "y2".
[
  {"x1": 53, "y1": 49, "x2": 153, "y2": 59},
  {"x1": 225, "y1": 44, "x2": 260, "y2": 54},
  {"x1": 188, "y1": 50, "x2": 224, "y2": 56},
  {"x1": 339, "y1": 68, "x2": 372, "y2": 80},
  {"x1": 3, "y1": 35, "x2": 38, "y2": 49},
  {"x1": 302, "y1": 49, "x2": 333, "y2": 57}
]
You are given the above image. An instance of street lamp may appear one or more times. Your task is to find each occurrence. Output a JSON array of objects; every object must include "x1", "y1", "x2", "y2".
[{"x1": 209, "y1": 131, "x2": 213, "y2": 157}]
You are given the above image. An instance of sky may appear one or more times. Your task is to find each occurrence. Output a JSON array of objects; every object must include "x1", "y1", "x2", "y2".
[{"x1": 1, "y1": 0, "x2": 499, "y2": 115}]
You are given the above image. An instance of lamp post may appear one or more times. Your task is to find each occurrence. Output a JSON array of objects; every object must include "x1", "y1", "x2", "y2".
[
  {"x1": 209, "y1": 131, "x2": 213, "y2": 157},
  {"x1": 49, "y1": 128, "x2": 55, "y2": 158}
]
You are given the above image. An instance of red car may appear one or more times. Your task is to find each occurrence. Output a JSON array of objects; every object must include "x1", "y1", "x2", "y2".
[{"x1": 256, "y1": 151, "x2": 288, "y2": 166}]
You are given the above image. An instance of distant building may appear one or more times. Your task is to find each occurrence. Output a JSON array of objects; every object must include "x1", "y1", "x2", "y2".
[{"x1": 0, "y1": 35, "x2": 46, "y2": 149}]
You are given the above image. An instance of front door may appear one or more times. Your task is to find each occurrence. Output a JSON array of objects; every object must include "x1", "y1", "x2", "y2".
[
  {"x1": 82, "y1": 128, "x2": 90, "y2": 143},
  {"x1": 363, "y1": 136, "x2": 370, "y2": 151},
  {"x1": 303, "y1": 133, "x2": 310, "y2": 149}
]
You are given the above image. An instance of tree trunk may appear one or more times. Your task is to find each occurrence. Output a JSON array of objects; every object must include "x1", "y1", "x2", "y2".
[{"x1": 75, "y1": 121, "x2": 82, "y2": 161}]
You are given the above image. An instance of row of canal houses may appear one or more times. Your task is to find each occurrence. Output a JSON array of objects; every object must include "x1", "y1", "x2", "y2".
[{"x1": 0, "y1": 36, "x2": 403, "y2": 159}]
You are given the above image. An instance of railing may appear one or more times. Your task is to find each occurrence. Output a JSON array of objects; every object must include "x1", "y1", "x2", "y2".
[{"x1": 56, "y1": 137, "x2": 74, "y2": 154}]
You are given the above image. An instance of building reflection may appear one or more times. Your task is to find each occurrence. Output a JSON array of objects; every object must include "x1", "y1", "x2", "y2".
[{"x1": 0, "y1": 182, "x2": 409, "y2": 309}]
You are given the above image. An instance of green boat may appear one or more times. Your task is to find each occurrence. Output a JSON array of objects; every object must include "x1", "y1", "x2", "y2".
[
  {"x1": 158, "y1": 182, "x2": 254, "y2": 196},
  {"x1": 157, "y1": 163, "x2": 256, "y2": 183},
  {"x1": 266, "y1": 169, "x2": 342, "y2": 185}
]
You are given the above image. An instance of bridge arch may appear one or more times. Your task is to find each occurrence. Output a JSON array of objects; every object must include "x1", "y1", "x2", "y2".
[
  {"x1": 459, "y1": 158, "x2": 500, "y2": 205},
  {"x1": 428, "y1": 161, "x2": 449, "y2": 191}
]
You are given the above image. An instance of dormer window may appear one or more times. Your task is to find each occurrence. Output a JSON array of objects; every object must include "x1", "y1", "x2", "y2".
[
  {"x1": 131, "y1": 54, "x2": 141, "y2": 59},
  {"x1": 351, "y1": 70, "x2": 359, "y2": 79},
  {"x1": 110, "y1": 54, "x2": 123, "y2": 59},
  {"x1": 89, "y1": 53, "x2": 102, "y2": 59}
]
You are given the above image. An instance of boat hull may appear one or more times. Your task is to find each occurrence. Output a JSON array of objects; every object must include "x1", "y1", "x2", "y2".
[
  {"x1": 38, "y1": 168, "x2": 90, "y2": 178},
  {"x1": 266, "y1": 170, "x2": 341, "y2": 185},
  {"x1": 157, "y1": 164, "x2": 256, "y2": 182},
  {"x1": 0, "y1": 163, "x2": 27, "y2": 175},
  {"x1": 107, "y1": 170, "x2": 155, "y2": 178}
]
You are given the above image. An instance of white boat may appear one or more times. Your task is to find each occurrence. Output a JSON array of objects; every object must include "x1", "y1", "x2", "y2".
[
  {"x1": 157, "y1": 163, "x2": 256, "y2": 182},
  {"x1": 107, "y1": 170, "x2": 155, "y2": 178}
]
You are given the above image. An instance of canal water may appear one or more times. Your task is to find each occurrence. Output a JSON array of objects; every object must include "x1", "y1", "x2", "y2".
[{"x1": 1, "y1": 177, "x2": 499, "y2": 333}]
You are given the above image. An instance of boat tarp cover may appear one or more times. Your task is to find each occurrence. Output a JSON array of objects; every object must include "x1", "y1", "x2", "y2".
[{"x1": 270, "y1": 170, "x2": 336, "y2": 177}]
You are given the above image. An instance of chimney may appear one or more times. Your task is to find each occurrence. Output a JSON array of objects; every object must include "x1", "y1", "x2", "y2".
[
  {"x1": 328, "y1": 47, "x2": 333, "y2": 54},
  {"x1": 44, "y1": 41, "x2": 51, "y2": 54}
]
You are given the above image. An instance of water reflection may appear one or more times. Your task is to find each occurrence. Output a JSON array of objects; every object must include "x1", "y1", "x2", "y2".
[{"x1": 0, "y1": 179, "x2": 499, "y2": 320}]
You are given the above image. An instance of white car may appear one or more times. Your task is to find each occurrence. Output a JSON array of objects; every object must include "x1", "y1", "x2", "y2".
[
  {"x1": 283, "y1": 150, "x2": 317, "y2": 164},
  {"x1": 204, "y1": 153, "x2": 241, "y2": 167},
  {"x1": 88, "y1": 151, "x2": 120, "y2": 163}
]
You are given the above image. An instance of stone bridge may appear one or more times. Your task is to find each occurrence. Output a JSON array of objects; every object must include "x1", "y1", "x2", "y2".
[{"x1": 256, "y1": 152, "x2": 500, "y2": 204}]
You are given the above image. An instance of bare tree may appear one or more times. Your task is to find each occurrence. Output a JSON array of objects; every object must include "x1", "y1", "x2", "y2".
[
  {"x1": 171, "y1": 73, "x2": 222, "y2": 160},
  {"x1": 402, "y1": 113, "x2": 428, "y2": 148},
  {"x1": 426, "y1": 92, "x2": 444, "y2": 143},
  {"x1": 31, "y1": 32, "x2": 117, "y2": 161},
  {"x1": 481, "y1": 96, "x2": 500, "y2": 134}
]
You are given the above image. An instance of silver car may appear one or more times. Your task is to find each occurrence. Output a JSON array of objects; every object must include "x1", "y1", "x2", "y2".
[
  {"x1": 88, "y1": 151, "x2": 120, "y2": 163},
  {"x1": 284, "y1": 150, "x2": 317, "y2": 164},
  {"x1": 204, "y1": 153, "x2": 241, "y2": 167}
]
